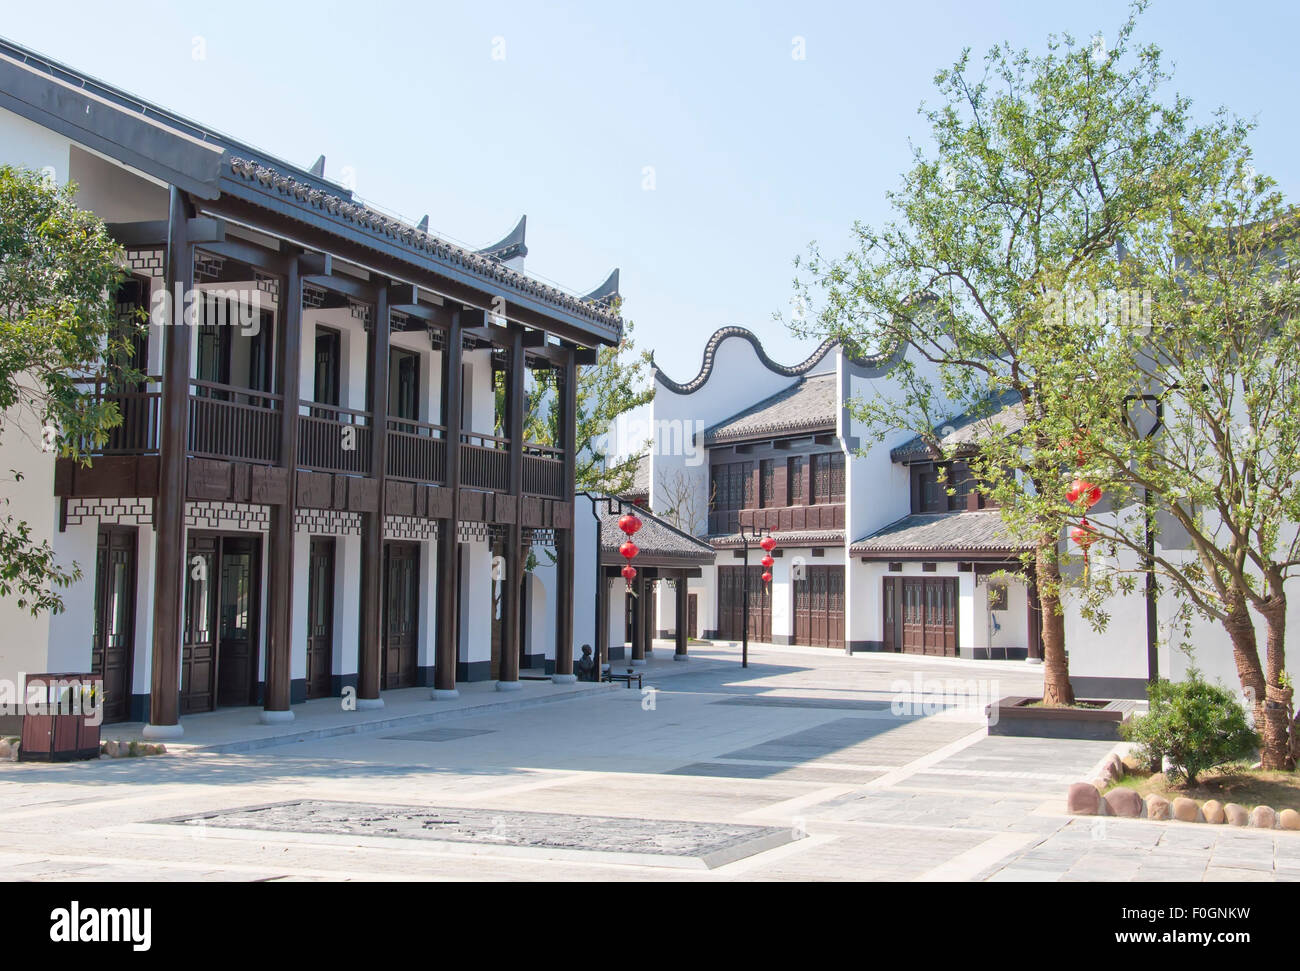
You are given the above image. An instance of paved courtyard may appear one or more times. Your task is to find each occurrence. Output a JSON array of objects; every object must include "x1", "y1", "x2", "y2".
[{"x1": 2, "y1": 642, "x2": 1296, "y2": 881}]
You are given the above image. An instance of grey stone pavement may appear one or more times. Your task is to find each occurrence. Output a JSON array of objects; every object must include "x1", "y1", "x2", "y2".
[{"x1": 2, "y1": 641, "x2": 1296, "y2": 881}]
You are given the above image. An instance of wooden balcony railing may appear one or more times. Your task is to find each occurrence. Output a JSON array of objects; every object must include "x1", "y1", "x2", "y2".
[
  {"x1": 298, "y1": 401, "x2": 372, "y2": 475},
  {"x1": 71, "y1": 377, "x2": 162, "y2": 455},
  {"x1": 460, "y1": 432, "x2": 510, "y2": 491},
  {"x1": 522, "y1": 443, "x2": 564, "y2": 498},
  {"x1": 386, "y1": 418, "x2": 447, "y2": 483},
  {"x1": 188, "y1": 380, "x2": 281, "y2": 465}
]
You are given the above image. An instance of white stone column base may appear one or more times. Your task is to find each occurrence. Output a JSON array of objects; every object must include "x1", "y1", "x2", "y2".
[
  {"x1": 1025, "y1": 657, "x2": 1044, "y2": 666},
  {"x1": 631, "y1": 658, "x2": 647, "y2": 667},
  {"x1": 259, "y1": 709, "x2": 295, "y2": 725},
  {"x1": 356, "y1": 697, "x2": 385, "y2": 710},
  {"x1": 551, "y1": 673, "x2": 578, "y2": 684},
  {"x1": 143, "y1": 722, "x2": 184, "y2": 740},
  {"x1": 431, "y1": 688, "x2": 460, "y2": 700},
  {"x1": 673, "y1": 654, "x2": 689, "y2": 662},
  {"x1": 496, "y1": 680, "x2": 524, "y2": 692}
]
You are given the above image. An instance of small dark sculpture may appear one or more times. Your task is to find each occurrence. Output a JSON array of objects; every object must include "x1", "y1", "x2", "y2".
[{"x1": 575, "y1": 644, "x2": 596, "y2": 681}]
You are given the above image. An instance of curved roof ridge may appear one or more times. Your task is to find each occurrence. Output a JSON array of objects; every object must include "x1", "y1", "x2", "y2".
[{"x1": 652, "y1": 326, "x2": 841, "y2": 395}]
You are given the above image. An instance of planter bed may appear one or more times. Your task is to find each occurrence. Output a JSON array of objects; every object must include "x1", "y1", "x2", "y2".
[{"x1": 987, "y1": 695, "x2": 1138, "y2": 740}]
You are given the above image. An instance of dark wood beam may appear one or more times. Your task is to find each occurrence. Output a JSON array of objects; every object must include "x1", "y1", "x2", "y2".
[
  {"x1": 303, "y1": 271, "x2": 376, "y2": 302},
  {"x1": 434, "y1": 307, "x2": 465, "y2": 696},
  {"x1": 357, "y1": 287, "x2": 390, "y2": 705},
  {"x1": 263, "y1": 251, "x2": 304, "y2": 720},
  {"x1": 198, "y1": 237, "x2": 290, "y2": 275},
  {"x1": 144, "y1": 187, "x2": 193, "y2": 738},
  {"x1": 108, "y1": 216, "x2": 223, "y2": 247}
]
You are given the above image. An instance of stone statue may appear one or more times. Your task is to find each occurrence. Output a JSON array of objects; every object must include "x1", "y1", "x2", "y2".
[{"x1": 575, "y1": 644, "x2": 596, "y2": 681}]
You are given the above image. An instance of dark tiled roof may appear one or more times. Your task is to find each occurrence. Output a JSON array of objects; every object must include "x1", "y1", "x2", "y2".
[
  {"x1": 622, "y1": 453, "x2": 651, "y2": 500},
  {"x1": 704, "y1": 372, "x2": 838, "y2": 445},
  {"x1": 890, "y1": 390, "x2": 1024, "y2": 462},
  {"x1": 709, "y1": 529, "x2": 843, "y2": 550},
  {"x1": 597, "y1": 500, "x2": 714, "y2": 562},
  {"x1": 850, "y1": 510, "x2": 1030, "y2": 554}
]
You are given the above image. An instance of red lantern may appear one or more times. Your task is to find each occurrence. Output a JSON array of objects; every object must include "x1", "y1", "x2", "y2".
[
  {"x1": 761, "y1": 571, "x2": 772, "y2": 584},
  {"x1": 621, "y1": 564, "x2": 637, "y2": 582},
  {"x1": 1070, "y1": 519, "x2": 1096, "y2": 549},
  {"x1": 619, "y1": 540, "x2": 639, "y2": 560},
  {"x1": 1066, "y1": 479, "x2": 1101, "y2": 508},
  {"x1": 759, "y1": 535, "x2": 777, "y2": 552},
  {"x1": 761, "y1": 554, "x2": 774, "y2": 569},
  {"x1": 618, "y1": 513, "x2": 642, "y2": 536}
]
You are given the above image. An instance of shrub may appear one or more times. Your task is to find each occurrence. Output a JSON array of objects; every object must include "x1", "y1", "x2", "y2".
[{"x1": 1121, "y1": 670, "x2": 1258, "y2": 784}]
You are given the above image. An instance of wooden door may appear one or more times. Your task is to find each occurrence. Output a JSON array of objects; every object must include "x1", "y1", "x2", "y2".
[
  {"x1": 882, "y1": 577, "x2": 899, "y2": 652},
  {"x1": 827, "y1": 566, "x2": 845, "y2": 647},
  {"x1": 793, "y1": 565, "x2": 844, "y2": 648},
  {"x1": 91, "y1": 527, "x2": 136, "y2": 724},
  {"x1": 306, "y1": 538, "x2": 335, "y2": 699},
  {"x1": 181, "y1": 536, "x2": 219, "y2": 714},
  {"x1": 718, "y1": 566, "x2": 769, "y2": 641},
  {"x1": 383, "y1": 542, "x2": 419, "y2": 689},
  {"x1": 216, "y1": 537, "x2": 260, "y2": 707},
  {"x1": 902, "y1": 578, "x2": 925, "y2": 654}
]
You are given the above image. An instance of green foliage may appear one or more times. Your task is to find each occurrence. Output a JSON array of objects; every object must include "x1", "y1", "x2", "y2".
[
  {"x1": 519, "y1": 314, "x2": 653, "y2": 494},
  {"x1": 0, "y1": 165, "x2": 137, "y2": 614},
  {"x1": 1122, "y1": 671, "x2": 1258, "y2": 784}
]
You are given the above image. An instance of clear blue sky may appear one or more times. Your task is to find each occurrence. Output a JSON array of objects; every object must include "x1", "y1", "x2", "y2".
[{"x1": 4, "y1": 1, "x2": 1297, "y2": 378}]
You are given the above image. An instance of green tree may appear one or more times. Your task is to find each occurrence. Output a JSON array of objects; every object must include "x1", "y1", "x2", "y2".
[
  {"x1": 0, "y1": 165, "x2": 138, "y2": 614},
  {"x1": 516, "y1": 314, "x2": 654, "y2": 494},
  {"x1": 788, "y1": 4, "x2": 1197, "y2": 705},
  {"x1": 1019, "y1": 127, "x2": 1300, "y2": 768}
]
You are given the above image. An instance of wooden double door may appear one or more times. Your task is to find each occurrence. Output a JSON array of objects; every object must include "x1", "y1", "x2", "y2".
[
  {"x1": 882, "y1": 576, "x2": 958, "y2": 657},
  {"x1": 382, "y1": 542, "x2": 419, "y2": 689},
  {"x1": 717, "y1": 566, "x2": 771, "y2": 642},
  {"x1": 91, "y1": 527, "x2": 137, "y2": 724},
  {"x1": 793, "y1": 565, "x2": 845, "y2": 648},
  {"x1": 182, "y1": 534, "x2": 261, "y2": 714},
  {"x1": 306, "y1": 538, "x2": 335, "y2": 699}
]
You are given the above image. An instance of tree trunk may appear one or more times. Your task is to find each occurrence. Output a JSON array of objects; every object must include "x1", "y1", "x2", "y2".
[
  {"x1": 1035, "y1": 536, "x2": 1074, "y2": 707},
  {"x1": 1222, "y1": 588, "x2": 1269, "y2": 760},
  {"x1": 1256, "y1": 595, "x2": 1293, "y2": 771}
]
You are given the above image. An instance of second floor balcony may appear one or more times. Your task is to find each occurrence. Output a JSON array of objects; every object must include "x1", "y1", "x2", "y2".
[{"x1": 71, "y1": 377, "x2": 565, "y2": 500}]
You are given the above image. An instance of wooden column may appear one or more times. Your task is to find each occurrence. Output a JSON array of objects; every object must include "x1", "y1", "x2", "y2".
[
  {"x1": 262, "y1": 254, "x2": 303, "y2": 721},
  {"x1": 631, "y1": 573, "x2": 647, "y2": 664},
  {"x1": 433, "y1": 309, "x2": 464, "y2": 696},
  {"x1": 595, "y1": 567, "x2": 608, "y2": 673},
  {"x1": 357, "y1": 288, "x2": 389, "y2": 707},
  {"x1": 675, "y1": 571, "x2": 689, "y2": 660},
  {"x1": 553, "y1": 346, "x2": 578, "y2": 679},
  {"x1": 498, "y1": 326, "x2": 524, "y2": 689},
  {"x1": 144, "y1": 186, "x2": 192, "y2": 739},
  {"x1": 643, "y1": 576, "x2": 656, "y2": 654}
]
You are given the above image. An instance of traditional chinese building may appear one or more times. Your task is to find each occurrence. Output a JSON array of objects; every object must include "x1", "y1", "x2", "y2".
[{"x1": 0, "y1": 38, "x2": 623, "y2": 735}]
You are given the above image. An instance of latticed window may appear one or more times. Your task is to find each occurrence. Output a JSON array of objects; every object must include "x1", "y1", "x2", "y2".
[
  {"x1": 759, "y1": 459, "x2": 775, "y2": 507},
  {"x1": 710, "y1": 461, "x2": 754, "y2": 532},
  {"x1": 811, "y1": 452, "x2": 845, "y2": 504},
  {"x1": 787, "y1": 456, "x2": 805, "y2": 503}
]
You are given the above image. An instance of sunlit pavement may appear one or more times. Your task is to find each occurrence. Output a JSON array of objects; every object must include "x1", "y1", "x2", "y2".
[{"x1": 1, "y1": 642, "x2": 1290, "y2": 881}]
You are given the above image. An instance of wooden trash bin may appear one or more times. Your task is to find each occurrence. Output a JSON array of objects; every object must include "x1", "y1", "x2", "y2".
[{"x1": 19, "y1": 673, "x2": 102, "y2": 762}]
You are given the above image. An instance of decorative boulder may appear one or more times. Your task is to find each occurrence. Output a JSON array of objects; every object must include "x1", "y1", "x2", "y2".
[
  {"x1": 104, "y1": 740, "x2": 119, "y2": 758},
  {"x1": 1172, "y1": 797, "x2": 1201, "y2": 823},
  {"x1": 1251, "y1": 805, "x2": 1277, "y2": 829},
  {"x1": 1104, "y1": 787, "x2": 1144, "y2": 818},
  {"x1": 154, "y1": 744, "x2": 167, "y2": 755},
  {"x1": 0, "y1": 739, "x2": 9, "y2": 759},
  {"x1": 1225, "y1": 803, "x2": 1250, "y2": 826},
  {"x1": 1067, "y1": 782, "x2": 1102, "y2": 815},
  {"x1": 1145, "y1": 794, "x2": 1171, "y2": 821},
  {"x1": 1105, "y1": 754, "x2": 1125, "y2": 780},
  {"x1": 1280, "y1": 809, "x2": 1300, "y2": 831},
  {"x1": 1202, "y1": 800, "x2": 1227, "y2": 824}
]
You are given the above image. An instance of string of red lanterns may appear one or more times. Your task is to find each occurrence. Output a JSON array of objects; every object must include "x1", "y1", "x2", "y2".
[
  {"x1": 760, "y1": 534, "x2": 776, "y2": 583},
  {"x1": 618, "y1": 511, "x2": 643, "y2": 589},
  {"x1": 1066, "y1": 472, "x2": 1101, "y2": 571}
]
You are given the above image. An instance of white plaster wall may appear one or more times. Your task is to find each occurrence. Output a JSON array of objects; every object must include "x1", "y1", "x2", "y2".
[
  {"x1": 335, "y1": 533, "x2": 362, "y2": 681},
  {"x1": 289, "y1": 531, "x2": 311, "y2": 684},
  {"x1": 459, "y1": 536, "x2": 492, "y2": 670},
  {"x1": 417, "y1": 539, "x2": 436, "y2": 672},
  {"x1": 0, "y1": 105, "x2": 72, "y2": 183}
]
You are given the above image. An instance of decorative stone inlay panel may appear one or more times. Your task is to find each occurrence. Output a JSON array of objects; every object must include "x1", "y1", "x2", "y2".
[
  {"x1": 525, "y1": 528, "x2": 556, "y2": 549},
  {"x1": 163, "y1": 800, "x2": 794, "y2": 867},
  {"x1": 64, "y1": 498, "x2": 154, "y2": 528},
  {"x1": 385, "y1": 516, "x2": 438, "y2": 541},
  {"x1": 295, "y1": 508, "x2": 362, "y2": 536},
  {"x1": 185, "y1": 501, "x2": 270, "y2": 532}
]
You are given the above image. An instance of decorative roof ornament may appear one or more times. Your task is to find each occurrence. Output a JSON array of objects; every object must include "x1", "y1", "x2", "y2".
[
  {"x1": 582, "y1": 268, "x2": 620, "y2": 309},
  {"x1": 476, "y1": 215, "x2": 528, "y2": 263},
  {"x1": 309, "y1": 155, "x2": 326, "y2": 177}
]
